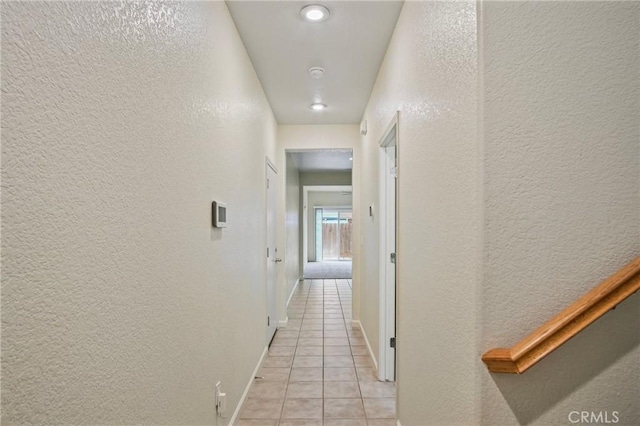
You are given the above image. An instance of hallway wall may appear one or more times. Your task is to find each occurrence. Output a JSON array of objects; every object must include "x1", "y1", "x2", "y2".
[
  {"x1": 360, "y1": 1, "x2": 481, "y2": 423},
  {"x1": 360, "y1": 1, "x2": 639, "y2": 425},
  {"x1": 284, "y1": 153, "x2": 300, "y2": 315},
  {"x1": 479, "y1": 2, "x2": 640, "y2": 424},
  {"x1": 1, "y1": 2, "x2": 276, "y2": 424}
]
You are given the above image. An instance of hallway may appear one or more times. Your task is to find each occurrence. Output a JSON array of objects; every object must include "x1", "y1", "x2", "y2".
[{"x1": 238, "y1": 279, "x2": 395, "y2": 425}]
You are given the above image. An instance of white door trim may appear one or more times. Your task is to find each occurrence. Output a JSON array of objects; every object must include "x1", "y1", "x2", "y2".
[
  {"x1": 302, "y1": 185, "x2": 352, "y2": 264},
  {"x1": 377, "y1": 112, "x2": 399, "y2": 381},
  {"x1": 266, "y1": 158, "x2": 278, "y2": 344}
]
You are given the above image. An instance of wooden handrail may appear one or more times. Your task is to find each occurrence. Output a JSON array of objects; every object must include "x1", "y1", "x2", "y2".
[{"x1": 482, "y1": 256, "x2": 640, "y2": 374}]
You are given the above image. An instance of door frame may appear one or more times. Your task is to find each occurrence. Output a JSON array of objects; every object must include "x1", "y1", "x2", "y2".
[
  {"x1": 378, "y1": 112, "x2": 399, "y2": 381},
  {"x1": 302, "y1": 185, "x2": 352, "y2": 264},
  {"x1": 266, "y1": 157, "x2": 279, "y2": 345},
  {"x1": 313, "y1": 207, "x2": 353, "y2": 262}
]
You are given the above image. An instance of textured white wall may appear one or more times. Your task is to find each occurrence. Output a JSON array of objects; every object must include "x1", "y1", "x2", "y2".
[
  {"x1": 306, "y1": 191, "x2": 353, "y2": 261},
  {"x1": 361, "y1": 1, "x2": 480, "y2": 423},
  {"x1": 277, "y1": 125, "x2": 361, "y2": 319},
  {"x1": 1, "y1": 2, "x2": 276, "y2": 424},
  {"x1": 480, "y1": 2, "x2": 640, "y2": 424},
  {"x1": 284, "y1": 154, "x2": 300, "y2": 312}
]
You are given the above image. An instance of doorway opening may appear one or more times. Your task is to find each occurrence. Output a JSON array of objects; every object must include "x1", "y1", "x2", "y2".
[{"x1": 302, "y1": 185, "x2": 353, "y2": 279}]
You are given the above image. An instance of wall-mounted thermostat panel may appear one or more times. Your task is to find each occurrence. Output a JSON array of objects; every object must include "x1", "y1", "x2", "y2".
[{"x1": 212, "y1": 201, "x2": 227, "y2": 228}]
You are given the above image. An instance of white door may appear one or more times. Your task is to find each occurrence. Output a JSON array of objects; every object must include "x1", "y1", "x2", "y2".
[{"x1": 266, "y1": 161, "x2": 278, "y2": 344}]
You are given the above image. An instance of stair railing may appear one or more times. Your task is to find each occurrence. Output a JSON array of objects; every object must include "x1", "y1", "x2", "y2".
[{"x1": 482, "y1": 256, "x2": 640, "y2": 374}]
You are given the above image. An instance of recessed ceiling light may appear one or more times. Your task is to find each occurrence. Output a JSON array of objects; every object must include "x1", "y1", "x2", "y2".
[
  {"x1": 310, "y1": 103, "x2": 327, "y2": 111},
  {"x1": 301, "y1": 5, "x2": 330, "y2": 22}
]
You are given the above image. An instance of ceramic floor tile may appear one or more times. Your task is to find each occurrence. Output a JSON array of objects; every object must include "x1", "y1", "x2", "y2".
[
  {"x1": 279, "y1": 420, "x2": 323, "y2": 426},
  {"x1": 324, "y1": 346, "x2": 352, "y2": 356},
  {"x1": 301, "y1": 324, "x2": 324, "y2": 331},
  {"x1": 281, "y1": 398, "x2": 323, "y2": 419},
  {"x1": 362, "y1": 398, "x2": 395, "y2": 419},
  {"x1": 269, "y1": 346, "x2": 296, "y2": 357},
  {"x1": 324, "y1": 330, "x2": 348, "y2": 338},
  {"x1": 325, "y1": 338, "x2": 350, "y2": 346},
  {"x1": 365, "y1": 420, "x2": 397, "y2": 426},
  {"x1": 323, "y1": 381, "x2": 361, "y2": 398},
  {"x1": 296, "y1": 346, "x2": 324, "y2": 357},
  {"x1": 247, "y1": 381, "x2": 287, "y2": 399},
  {"x1": 240, "y1": 398, "x2": 284, "y2": 419},
  {"x1": 293, "y1": 356, "x2": 323, "y2": 368},
  {"x1": 290, "y1": 368, "x2": 323, "y2": 382},
  {"x1": 355, "y1": 367, "x2": 377, "y2": 382},
  {"x1": 348, "y1": 337, "x2": 366, "y2": 346},
  {"x1": 262, "y1": 356, "x2": 293, "y2": 368},
  {"x1": 349, "y1": 346, "x2": 368, "y2": 356},
  {"x1": 352, "y1": 355, "x2": 372, "y2": 367},
  {"x1": 256, "y1": 367, "x2": 290, "y2": 382},
  {"x1": 286, "y1": 382, "x2": 323, "y2": 399},
  {"x1": 323, "y1": 399, "x2": 366, "y2": 419},
  {"x1": 236, "y1": 420, "x2": 278, "y2": 426},
  {"x1": 298, "y1": 338, "x2": 324, "y2": 347},
  {"x1": 357, "y1": 381, "x2": 396, "y2": 398},
  {"x1": 324, "y1": 356, "x2": 354, "y2": 368},
  {"x1": 272, "y1": 338, "x2": 299, "y2": 347},
  {"x1": 324, "y1": 367, "x2": 357, "y2": 382},
  {"x1": 323, "y1": 420, "x2": 367, "y2": 426},
  {"x1": 299, "y1": 330, "x2": 323, "y2": 339}
]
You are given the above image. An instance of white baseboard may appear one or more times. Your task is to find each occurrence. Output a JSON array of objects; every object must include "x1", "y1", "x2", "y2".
[
  {"x1": 286, "y1": 276, "x2": 302, "y2": 308},
  {"x1": 351, "y1": 320, "x2": 378, "y2": 370},
  {"x1": 279, "y1": 317, "x2": 288, "y2": 327},
  {"x1": 228, "y1": 345, "x2": 268, "y2": 426},
  {"x1": 397, "y1": 420, "x2": 402, "y2": 426}
]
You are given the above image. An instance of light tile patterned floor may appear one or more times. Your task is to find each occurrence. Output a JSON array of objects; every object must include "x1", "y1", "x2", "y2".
[{"x1": 238, "y1": 279, "x2": 396, "y2": 426}]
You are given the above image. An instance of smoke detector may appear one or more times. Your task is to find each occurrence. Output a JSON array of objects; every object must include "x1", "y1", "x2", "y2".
[{"x1": 309, "y1": 67, "x2": 325, "y2": 79}]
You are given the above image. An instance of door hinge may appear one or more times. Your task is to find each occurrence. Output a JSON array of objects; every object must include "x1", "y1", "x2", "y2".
[
  {"x1": 267, "y1": 247, "x2": 269, "y2": 258},
  {"x1": 267, "y1": 179, "x2": 270, "y2": 189},
  {"x1": 268, "y1": 316, "x2": 270, "y2": 326},
  {"x1": 390, "y1": 253, "x2": 396, "y2": 264},
  {"x1": 390, "y1": 337, "x2": 396, "y2": 348},
  {"x1": 390, "y1": 166, "x2": 398, "y2": 179}
]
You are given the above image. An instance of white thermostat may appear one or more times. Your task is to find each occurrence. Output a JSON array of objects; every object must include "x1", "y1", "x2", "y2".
[{"x1": 212, "y1": 201, "x2": 227, "y2": 228}]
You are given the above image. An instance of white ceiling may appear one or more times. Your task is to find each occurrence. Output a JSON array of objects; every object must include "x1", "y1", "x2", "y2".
[
  {"x1": 226, "y1": 1, "x2": 404, "y2": 124},
  {"x1": 289, "y1": 149, "x2": 353, "y2": 171}
]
